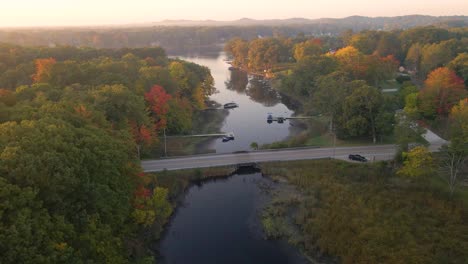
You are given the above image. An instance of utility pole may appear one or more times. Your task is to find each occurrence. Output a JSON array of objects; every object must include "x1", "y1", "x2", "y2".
[
  {"x1": 332, "y1": 122, "x2": 336, "y2": 159},
  {"x1": 333, "y1": 129, "x2": 336, "y2": 159},
  {"x1": 164, "y1": 128, "x2": 167, "y2": 157}
]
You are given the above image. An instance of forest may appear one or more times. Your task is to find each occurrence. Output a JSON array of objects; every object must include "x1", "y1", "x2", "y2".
[
  {"x1": 1, "y1": 20, "x2": 467, "y2": 263},
  {"x1": 225, "y1": 26, "x2": 467, "y2": 145},
  {"x1": 0, "y1": 44, "x2": 215, "y2": 263}
]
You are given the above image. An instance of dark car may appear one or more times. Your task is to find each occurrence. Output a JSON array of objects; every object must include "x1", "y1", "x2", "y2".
[{"x1": 348, "y1": 154, "x2": 367, "y2": 162}]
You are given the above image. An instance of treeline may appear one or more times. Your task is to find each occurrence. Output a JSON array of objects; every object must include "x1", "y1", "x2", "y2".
[
  {"x1": 225, "y1": 26, "x2": 467, "y2": 142},
  {"x1": 0, "y1": 44, "x2": 214, "y2": 262},
  {"x1": 1, "y1": 16, "x2": 465, "y2": 54}
]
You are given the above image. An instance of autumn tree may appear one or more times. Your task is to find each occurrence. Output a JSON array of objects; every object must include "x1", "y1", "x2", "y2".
[
  {"x1": 132, "y1": 187, "x2": 172, "y2": 228},
  {"x1": 334, "y1": 46, "x2": 367, "y2": 79},
  {"x1": 293, "y1": 39, "x2": 322, "y2": 61},
  {"x1": 398, "y1": 146, "x2": 435, "y2": 178},
  {"x1": 225, "y1": 38, "x2": 249, "y2": 67},
  {"x1": 418, "y1": 67, "x2": 467, "y2": 119},
  {"x1": 32, "y1": 58, "x2": 56, "y2": 83},
  {"x1": 145, "y1": 85, "x2": 172, "y2": 130}
]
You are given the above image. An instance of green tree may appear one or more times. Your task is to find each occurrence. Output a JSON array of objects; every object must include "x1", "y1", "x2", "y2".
[
  {"x1": 250, "y1": 142, "x2": 259, "y2": 150},
  {"x1": 341, "y1": 81, "x2": 382, "y2": 143},
  {"x1": 313, "y1": 72, "x2": 350, "y2": 132}
]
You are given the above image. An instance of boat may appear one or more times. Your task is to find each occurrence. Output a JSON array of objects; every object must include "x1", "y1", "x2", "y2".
[
  {"x1": 223, "y1": 102, "x2": 239, "y2": 109},
  {"x1": 222, "y1": 133, "x2": 235, "y2": 142}
]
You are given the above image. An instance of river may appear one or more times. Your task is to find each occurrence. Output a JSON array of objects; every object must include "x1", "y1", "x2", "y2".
[
  {"x1": 174, "y1": 52, "x2": 303, "y2": 154},
  {"x1": 158, "y1": 171, "x2": 309, "y2": 264}
]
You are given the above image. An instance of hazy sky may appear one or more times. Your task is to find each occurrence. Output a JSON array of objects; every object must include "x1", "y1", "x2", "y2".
[{"x1": 1, "y1": 0, "x2": 467, "y2": 27}]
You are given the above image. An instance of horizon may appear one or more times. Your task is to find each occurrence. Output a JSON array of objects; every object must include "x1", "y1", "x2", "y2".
[
  {"x1": 1, "y1": 14, "x2": 467, "y2": 29},
  {"x1": 1, "y1": 0, "x2": 467, "y2": 28}
]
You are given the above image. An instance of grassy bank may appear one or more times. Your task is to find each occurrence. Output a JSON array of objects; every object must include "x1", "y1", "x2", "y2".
[{"x1": 259, "y1": 160, "x2": 468, "y2": 263}]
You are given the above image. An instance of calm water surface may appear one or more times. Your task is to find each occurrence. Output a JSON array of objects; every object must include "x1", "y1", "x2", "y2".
[
  {"x1": 176, "y1": 52, "x2": 301, "y2": 153},
  {"x1": 158, "y1": 173, "x2": 308, "y2": 264}
]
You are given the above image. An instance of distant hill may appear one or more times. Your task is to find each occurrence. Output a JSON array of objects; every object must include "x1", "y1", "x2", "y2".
[
  {"x1": 0, "y1": 15, "x2": 466, "y2": 54},
  {"x1": 143, "y1": 15, "x2": 467, "y2": 30}
]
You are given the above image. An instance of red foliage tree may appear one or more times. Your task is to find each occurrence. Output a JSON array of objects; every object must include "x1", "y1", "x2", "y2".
[
  {"x1": 144, "y1": 85, "x2": 172, "y2": 130},
  {"x1": 419, "y1": 67, "x2": 467, "y2": 117},
  {"x1": 32, "y1": 58, "x2": 56, "y2": 83}
]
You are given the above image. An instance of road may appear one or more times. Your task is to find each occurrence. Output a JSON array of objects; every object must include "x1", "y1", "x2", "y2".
[{"x1": 142, "y1": 144, "x2": 397, "y2": 172}]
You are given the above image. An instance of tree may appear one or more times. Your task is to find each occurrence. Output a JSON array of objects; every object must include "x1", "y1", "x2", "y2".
[
  {"x1": 419, "y1": 40, "x2": 462, "y2": 78},
  {"x1": 293, "y1": 40, "x2": 322, "y2": 61},
  {"x1": 448, "y1": 53, "x2": 468, "y2": 86},
  {"x1": 145, "y1": 85, "x2": 172, "y2": 130},
  {"x1": 341, "y1": 81, "x2": 382, "y2": 143},
  {"x1": 166, "y1": 97, "x2": 193, "y2": 134},
  {"x1": 403, "y1": 93, "x2": 420, "y2": 119},
  {"x1": 439, "y1": 99, "x2": 468, "y2": 196},
  {"x1": 91, "y1": 84, "x2": 148, "y2": 128},
  {"x1": 313, "y1": 72, "x2": 350, "y2": 132},
  {"x1": 132, "y1": 187, "x2": 172, "y2": 228},
  {"x1": 334, "y1": 46, "x2": 366, "y2": 79},
  {"x1": 398, "y1": 146, "x2": 434, "y2": 178},
  {"x1": 374, "y1": 32, "x2": 402, "y2": 59},
  {"x1": 0, "y1": 178, "x2": 74, "y2": 264},
  {"x1": 32, "y1": 58, "x2": 56, "y2": 83},
  {"x1": 405, "y1": 43, "x2": 422, "y2": 74},
  {"x1": 394, "y1": 111, "x2": 427, "y2": 157},
  {"x1": 250, "y1": 142, "x2": 259, "y2": 150},
  {"x1": 418, "y1": 67, "x2": 467, "y2": 119},
  {"x1": 364, "y1": 55, "x2": 399, "y2": 86},
  {"x1": 225, "y1": 38, "x2": 249, "y2": 67}
]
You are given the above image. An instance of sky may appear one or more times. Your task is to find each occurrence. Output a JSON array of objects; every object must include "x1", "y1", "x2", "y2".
[{"x1": 1, "y1": 0, "x2": 467, "y2": 27}]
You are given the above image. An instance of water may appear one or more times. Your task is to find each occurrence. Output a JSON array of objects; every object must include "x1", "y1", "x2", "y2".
[
  {"x1": 158, "y1": 173, "x2": 308, "y2": 264},
  {"x1": 175, "y1": 52, "x2": 302, "y2": 153}
]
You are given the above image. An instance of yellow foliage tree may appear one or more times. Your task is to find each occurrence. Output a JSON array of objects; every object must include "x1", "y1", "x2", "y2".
[{"x1": 398, "y1": 146, "x2": 435, "y2": 178}]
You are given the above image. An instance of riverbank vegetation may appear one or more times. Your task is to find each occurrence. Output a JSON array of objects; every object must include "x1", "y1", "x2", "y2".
[
  {"x1": 261, "y1": 159, "x2": 468, "y2": 263},
  {"x1": 225, "y1": 26, "x2": 467, "y2": 145},
  {"x1": 0, "y1": 44, "x2": 216, "y2": 262}
]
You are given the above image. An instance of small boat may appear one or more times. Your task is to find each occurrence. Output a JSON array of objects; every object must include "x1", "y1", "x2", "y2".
[
  {"x1": 222, "y1": 134, "x2": 235, "y2": 142},
  {"x1": 223, "y1": 102, "x2": 239, "y2": 109}
]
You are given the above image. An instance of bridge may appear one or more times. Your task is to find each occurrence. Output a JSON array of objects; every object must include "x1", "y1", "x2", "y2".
[{"x1": 142, "y1": 144, "x2": 397, "y2": 172}]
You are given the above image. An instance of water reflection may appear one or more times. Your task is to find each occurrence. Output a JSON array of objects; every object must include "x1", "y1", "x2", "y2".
[
  {"x1": 175, "y1": 52, "x2": 304, "y2": 154},
  {"x1": 225, "y1": 70, "x2": 281, "y2": 107},
  {"x1": 225, "y1": 69, "x2": 248, "y2": 93},
  {"x1": 158, "y1": 173, "x2": 309, "y2": 264}
]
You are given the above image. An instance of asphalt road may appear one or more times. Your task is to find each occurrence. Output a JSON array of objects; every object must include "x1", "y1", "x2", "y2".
[{"x1": 142, "y1": 144, "x2": 397, "y2": 172}]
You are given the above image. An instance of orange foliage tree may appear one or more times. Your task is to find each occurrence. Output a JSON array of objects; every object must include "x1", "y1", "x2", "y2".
[
  {"x1": 32, "y1": 58, "x2": 56, "y2": 83},
  {"x1": 418, "y1": 67, "x2": 467, "y2": 118}
]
